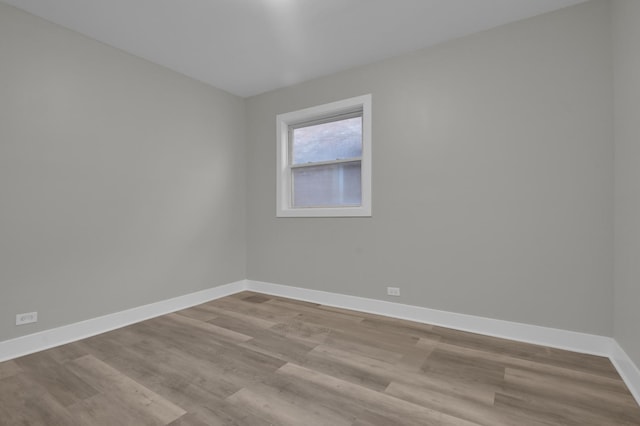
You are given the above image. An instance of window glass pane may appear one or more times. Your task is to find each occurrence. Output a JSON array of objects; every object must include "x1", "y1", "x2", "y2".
[
  {"x1": 292, "y1": 161, "x2": 361, "y2": 208},
  {"x1": 292, "y1": 116, "x2": 362, "y2": 165}
]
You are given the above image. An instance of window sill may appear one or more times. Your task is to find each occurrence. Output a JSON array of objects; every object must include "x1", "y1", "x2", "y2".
[{"x1": 276, "y1": 206, "x2": 371, "y2": 218}]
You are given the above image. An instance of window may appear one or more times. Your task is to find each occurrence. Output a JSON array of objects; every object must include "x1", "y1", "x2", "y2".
[{"x1": 276, "y1": 94, "x2": 372, "y2": 217}]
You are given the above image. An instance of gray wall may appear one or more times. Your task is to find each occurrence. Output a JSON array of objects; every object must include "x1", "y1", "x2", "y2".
[
  {"x1": 0, "y1": 3, "x2": 246, "y2": 341},
  {"x1": 246, "y1": 0, "x2": 614, "y2": 335},
  {"x1": 613, "y1": 0, "x2": 640, "y2": 367},
  {"x1": 2, "y1": 0, "x2": 627, "y2": 347}
]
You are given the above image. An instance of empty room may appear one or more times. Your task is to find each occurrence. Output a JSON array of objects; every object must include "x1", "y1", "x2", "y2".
[{"x1": 1, "y1": 0, "x2": 639, "y2": 424}]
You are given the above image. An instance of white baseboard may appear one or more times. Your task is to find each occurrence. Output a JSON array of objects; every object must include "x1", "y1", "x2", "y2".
[
  {"x1": 0, "y1": 280, "x2": 246, "y2": 363},
  {"x1": 1, "y1": 277, "x2": 638, "y2": 407},
  {"x1": 610, "y1": 341, "x2": 640, "y2": 404},
  {"x1": 245, "y1": 280, "x2": 611, "y2": 356},
  {"x1": 245, "y1": 279, "x2": 640, "y2": 406}
]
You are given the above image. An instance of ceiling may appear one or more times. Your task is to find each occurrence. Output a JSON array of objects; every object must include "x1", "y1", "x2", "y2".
[{"x1": 3, "y1": 0, "x2": 588, "y2": 98}]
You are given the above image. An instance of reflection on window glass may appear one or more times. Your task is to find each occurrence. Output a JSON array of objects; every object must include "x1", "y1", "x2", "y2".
[
  {"x1": 292, "y1": 161, "x2": 361, "y2": 208},
  {"x1": 292, "y1": 117, "x2": 362, "y2": 165}
]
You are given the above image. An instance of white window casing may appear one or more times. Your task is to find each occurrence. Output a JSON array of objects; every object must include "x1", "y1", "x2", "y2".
[{"x1": 276, "y1": 94, "x2": 372, "y2": 217}]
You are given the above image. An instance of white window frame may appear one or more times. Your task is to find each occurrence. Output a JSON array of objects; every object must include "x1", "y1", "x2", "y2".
[{"x1": 276, "y1": 94, "x2": 372, "y2": 217}]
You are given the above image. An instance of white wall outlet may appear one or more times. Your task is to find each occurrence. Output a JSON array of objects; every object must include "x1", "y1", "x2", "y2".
[
  {"x1": 387, "y1": 287, "x2": 401, "y2": 296},
  {"x1": 16, "y1": 312, "x2": 38, "y2": 325}
]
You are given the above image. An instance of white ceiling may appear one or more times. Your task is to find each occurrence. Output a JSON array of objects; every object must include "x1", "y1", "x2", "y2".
[{"x1": 3, "y1": 0, "x2": 588, "y2": 97}]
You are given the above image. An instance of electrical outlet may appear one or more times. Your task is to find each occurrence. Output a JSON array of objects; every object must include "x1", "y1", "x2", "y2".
[
  {"x1": 16, "y1": 312, "x2": 38, "y2": 325},
  {"x1": 387, "y1": 287, "x2": 400, "y2": 296}
]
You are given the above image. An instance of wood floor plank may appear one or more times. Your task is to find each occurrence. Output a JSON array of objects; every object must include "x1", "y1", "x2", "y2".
[
  {"x1": 265, "y1": 297, "x2": 364, "y2": 324},
  {"x1": 0, "y1": 291, "x2": 638, "y2": 425},
  {"x1": 166, "y1": 412, "x2": 213, "y2": 426},
  {"x1": 174, "y1": 306, "x2": 218, "y2": 322},
  {"x1": 398, "y1": 340, "x2": 438, "y2": 370},
  {"x1": 504, "y1": 366, "x2": 639, "y2": 409},
  {"x1": 0, "y1": 360, "x2": 22, "y2": 380},
  {"x1": 301, "y1": 344, "x2": 394, "y2": 391},
  {"x1": 99, "y1": 343, "x2": 241, "y2": 401},
  {"x1": 433, "y1": 326, "x2": 620, "y2": 379},
  {"x1": 239, "y1": 329, "x2": 319, "y2": 364},
  {"x1": 388, "y1": 366, "x2": 498, "y2": 406},
  {"x1": 493, "y1": 391, "x2": 635, "y2": 426},
  {"x1": 493, "y1": 393, "x2": 579, "y2": 426},
  {"x1": 205, "y1": 307, "x2": 294, "y2": 343},
  {"x1": 385, "y1": 381, "x2": 529, "y2": 426},
  {"x1": 501, "y1": 368, "x2": 640, "y2": 424},
  {"x1": 268, "y1": 317, "x2": 332, "y2": 345},
  {"x1": 147, "y1": 381, "x2": 275, "y2": 426},
  {"x1": 206, "y1": 296, "x2": 300, "y2": 322},
  {"x1": 438, "y1": 339, "x2": 633, "y2": 394},
  {"x1": 69, "y1": 393, "x2": 163, "y2": 426},
  {"x1": 0, "y1": 373, "x2": 79, "y2": 426},
  {"x1": 422, "y1": 347, "x2": 507, "y2": 388},
  {"x1": 320, "y1": 321, "x2": 421, "y2": 355},
  {"x1": 359, "y1": 316, "x2": 439, "y2": 340},
  {"x1": 226, "y1": 384, "x2": 353, "y2": 426},
  {"x1": 322, "y1": 331, "x2": 407, "y2": 363},
  {"x1": 15, "y1": 351, "x2": 99, "y2": 407},
  {"x1": 206, "y1": 312, "x2": 275, "y2": 338},
  {"x1": 276, "y1": 362, "x2": 482, "y2": 426},
  {"x1": 165, "y1": 312, "x2": 253, "y2": 344},
  {"x1": 351, "y1": 409, "x2": 410, "y2": 426},
  {"x1": 66, "y1": 355, "x2": 186, "y2": 425},
  {"x1": 42, "y1": 342, "x2": 91, "y2": 364}
]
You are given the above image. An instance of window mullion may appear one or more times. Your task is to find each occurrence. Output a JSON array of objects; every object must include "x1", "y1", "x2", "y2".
[{"x1": 290, "y1": 158, "x2": 362, "y2": 170}]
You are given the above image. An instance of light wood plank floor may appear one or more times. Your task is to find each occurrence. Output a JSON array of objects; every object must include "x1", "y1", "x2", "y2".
[{"x1": 1, "y1": 291, "x2": 639, "y2": 425}]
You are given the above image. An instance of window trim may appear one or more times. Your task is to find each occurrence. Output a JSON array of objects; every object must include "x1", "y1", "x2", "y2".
[{"x1": 276, "y1": 94, "x2": 372, "y2": 217}]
